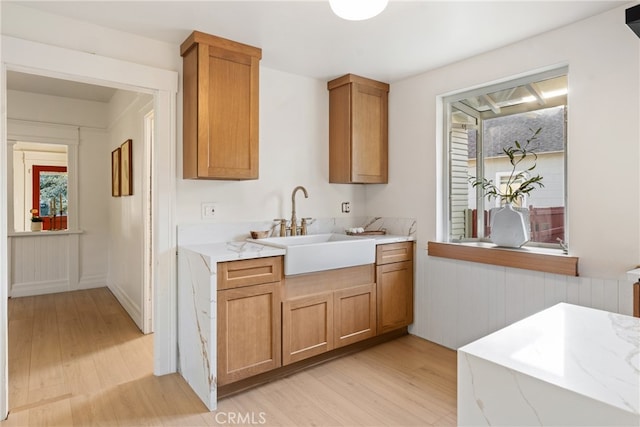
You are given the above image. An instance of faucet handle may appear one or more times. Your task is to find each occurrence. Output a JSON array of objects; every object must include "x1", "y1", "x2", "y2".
[
  {"x1": 274, "y1": 218, "x2": 288, "y2": 237},
  {"x1": 301, "y1": 217, "x2": 314, "y2": 235}
]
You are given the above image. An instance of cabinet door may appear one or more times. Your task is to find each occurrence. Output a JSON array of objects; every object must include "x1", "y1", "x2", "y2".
[
  {"x1": 200, "y1": 45, "x2": 259, "y2": 179},
  {"x1": 351, "y1": 82, "x2": 388, "y2": 183},
  {"x1": 282, "y1": 293, "x2": 334, "y2": 365},
  {"x1": 376, "y1": 261, "x2": 414, "y2": 334},
  {"x1": 328, "y1": 74, "x2": 389, "y2": 184},
  {"x1": 217, "y1": 283, "x2": 280, "y2": 385},
  {"x1": 333, "y1": 283, "x2": 376, "y2": 348},
  {"x1": 181, "y1": 31, "x2": 261, "y2": 180}
]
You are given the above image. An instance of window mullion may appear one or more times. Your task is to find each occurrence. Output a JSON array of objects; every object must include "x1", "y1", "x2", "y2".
[{"x1": 476, "y1": 121, "x2": 485, "y2": 239}]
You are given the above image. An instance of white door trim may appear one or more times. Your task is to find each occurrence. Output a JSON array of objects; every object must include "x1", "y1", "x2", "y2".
[{"x1": 0, "y1": 35, "x2": 179, "y2": 420}]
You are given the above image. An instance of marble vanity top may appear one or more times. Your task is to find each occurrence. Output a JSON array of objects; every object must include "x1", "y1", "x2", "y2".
[
  {"x1": 180, "y1": 241, "x2": 285, "y2": 266},
  {"x1": 359, "y1": 234, "x2": 415, "y2": 244},
  {"x1": 180, "y1": 234, "x2": 414, "y2": 268},
  {"x1": 459, "y1": 303, "x2": 640, "y2": 416}
]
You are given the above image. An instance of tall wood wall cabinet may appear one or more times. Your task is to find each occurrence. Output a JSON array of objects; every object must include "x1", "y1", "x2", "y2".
[
  {"x1": 328, "y1": 74, "x2": 390, "y2": 184},
  {"x1": 180, "y1": 31, "x2": 262, "y2": 180}
]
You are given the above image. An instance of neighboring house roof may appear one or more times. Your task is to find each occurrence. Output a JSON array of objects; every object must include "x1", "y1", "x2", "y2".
[{"x1": 468, "y1": 106, "x2": 565, "y2": 158}]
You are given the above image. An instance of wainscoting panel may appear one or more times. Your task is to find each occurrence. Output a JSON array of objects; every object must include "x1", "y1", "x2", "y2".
[
  {"x1": 411, "y1": 248, "x2": 634, "y2": 350},
  {"x1": 8, "y1": 232, "x2": 105, "y2": 297}
]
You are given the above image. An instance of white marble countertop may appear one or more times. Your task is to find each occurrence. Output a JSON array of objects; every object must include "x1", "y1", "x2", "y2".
[
  {"x1": 459, "y1": 303, "x2": 640, "y2": 416},
  {"x1": 180, "y1": 241, "x2": 285, "y2": 265},
  {"x1": 363, "y1": 234, "x2": 415, "y2": 244},
  {"x1": 179, "y1": 234, "x2": 414, "y2": 269}
]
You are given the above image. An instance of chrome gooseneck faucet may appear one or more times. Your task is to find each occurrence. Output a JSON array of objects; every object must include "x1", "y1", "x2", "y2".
[{"x1": 290, "y1": 186, "x2": 309, "y2": 236}]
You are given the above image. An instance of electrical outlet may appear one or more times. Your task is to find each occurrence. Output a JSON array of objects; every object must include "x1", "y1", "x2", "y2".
[
  {"x1": 202, "y1": 203, "x2": 217, "y2": 219},
  {"x1": 341, "y1": 202, "x2": 350, "y2": 213}
]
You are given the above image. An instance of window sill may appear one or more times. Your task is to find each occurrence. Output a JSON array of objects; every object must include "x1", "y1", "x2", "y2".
[
  {"x1": 8, "y1": 229, "x2": 83, "y2": 237},
  {"x1": 427, "y1": 241, "x2": 579, "y2": 276}
]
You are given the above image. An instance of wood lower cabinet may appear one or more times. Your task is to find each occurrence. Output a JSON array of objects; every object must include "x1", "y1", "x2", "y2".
[
  {"x1": 282, "y1": 264, "x2": 376, "y2": 365},
  {"x1": 376, "y1": 242, "x2": 414, "y2": 334},
  {"x1": 217, "y1": 257, "x2": 282, "y2": 386},
  {"x1": 282, "y1": 292, "x2": 334, "y2": 365},
  {"x1": 181, "y1": 31, "x2": 262, "y2": 180},
  {"x1": 333, "y1": 283, "x2": 376, "y2": 348}
]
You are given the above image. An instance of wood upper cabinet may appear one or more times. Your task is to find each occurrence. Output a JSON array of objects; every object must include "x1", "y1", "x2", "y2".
[
  {"x1": 328, "y1": 74, "x2": 389, "y2": 184},
  {"x1": 376, "y1": 242, "x2": 414, "y2": 334},
  {"x1": 217, "y1": 257, "x2": 282, "y2": 386},
  {"x1": 181, "y1": 31, "x2": 262, "y2": 180}
]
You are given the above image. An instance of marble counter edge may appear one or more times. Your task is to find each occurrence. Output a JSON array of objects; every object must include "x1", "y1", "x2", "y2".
[
  {"x1": 458, "y1": 303, "x2": 640, "y2": 416},
  {"x1": 179, "y1": 242, "x2": 286, "y2": 265}
]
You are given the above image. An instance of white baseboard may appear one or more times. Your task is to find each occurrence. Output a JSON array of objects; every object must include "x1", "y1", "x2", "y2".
[
  {"x1": 108, "y1": 284, "x2": 143, "y2": 331},
  {"x1": 9, "y1": 280, "x2": 69, "y2": 298},
  {"x1": 77, "y1": 274, "x2": 107, "y2": 290}
]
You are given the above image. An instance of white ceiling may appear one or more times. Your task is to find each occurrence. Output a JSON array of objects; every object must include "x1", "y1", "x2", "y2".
[{"x1": 6, "y1": 0, "x2": 627, "y2": 101}]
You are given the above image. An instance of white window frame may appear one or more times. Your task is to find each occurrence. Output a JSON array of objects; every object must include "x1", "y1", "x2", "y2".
[{"x1": 442, "y1": 67, "x2": 568, "y2": 249}]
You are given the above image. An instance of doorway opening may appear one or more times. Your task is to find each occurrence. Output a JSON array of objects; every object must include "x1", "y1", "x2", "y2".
[
  {"x1": 1, "y1": 36, "x2": 178, "y2": 420},
  {"x1": 5, "y1": 73, "x2": 157, "y2": 418}
]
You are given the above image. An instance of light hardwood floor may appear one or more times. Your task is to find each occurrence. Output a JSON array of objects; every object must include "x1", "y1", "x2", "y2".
[{"x1": 3, "y1": 288, "x2": 456, "y2": 426}]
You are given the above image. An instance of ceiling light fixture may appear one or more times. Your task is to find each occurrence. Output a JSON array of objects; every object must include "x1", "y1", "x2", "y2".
[{"x1": 329, "y1": 0, "x2": 389, "y2": 21}]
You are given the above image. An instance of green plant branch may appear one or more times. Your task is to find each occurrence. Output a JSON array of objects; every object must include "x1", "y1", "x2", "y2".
[{"x1": 469, "y1": 127, "x2": 545, "y2": 205}]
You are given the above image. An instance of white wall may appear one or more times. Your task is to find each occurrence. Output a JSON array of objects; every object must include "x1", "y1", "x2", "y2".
[
  {"x1": 176, "y1": 67, "x2": 366, "y2": 224},
  {"x1": 106, "y1": 90, "x2": 153, "y2": 329},
  {"x1": 370, "y1": 5, "x2": 640, "y2": 348}
]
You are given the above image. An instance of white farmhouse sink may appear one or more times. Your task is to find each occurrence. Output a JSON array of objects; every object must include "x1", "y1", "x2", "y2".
[{"x1": 253, "y1": 233, "x2": 376, "y2": 276}]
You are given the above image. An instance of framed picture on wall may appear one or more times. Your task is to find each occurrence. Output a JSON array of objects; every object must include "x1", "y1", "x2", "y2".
[
  {"x1": 120, "y1": 139, "x2": 133, "y2": 196},
  {"x1": 112, "y1": 147, "x2": 121, "y2": 197}
]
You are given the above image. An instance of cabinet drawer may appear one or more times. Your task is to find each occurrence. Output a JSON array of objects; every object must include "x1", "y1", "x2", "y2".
[
  {"x1": 218, "y1": 256, "x2": 282, "y2": 290},
  {"x1": 376, "y1": 242, "x2": 414, "y2": 265}
]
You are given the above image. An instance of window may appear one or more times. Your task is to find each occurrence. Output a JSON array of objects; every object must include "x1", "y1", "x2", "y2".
[
  {"x1": 11, "y1": 140, "x2": 71, "y2": 232},
  {"x1": 444, "y1": 69, "x2": 567, "y2": 248},
  {"x1": 32, "y1": 165, "x2": 68, "y2": 230}
]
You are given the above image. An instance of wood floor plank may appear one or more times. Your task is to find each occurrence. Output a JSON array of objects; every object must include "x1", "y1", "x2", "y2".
[
  {"x1": 28, "y1": 295, "x2": 67, "y2": 404},
  {"x1": 57, "y1": 318, "x2": 103, "y2": 396},
  {"x1": 25, "y1": 398, "x2": 73, "y2": 427},
  {"x1": 7, "y1": 288, "x2": 458, "y2": 427},
  {"x1": 7, "y1": 296, "x2": 34, "y2": 321},
  {"x1": 8, "y1": 318, "x2": 33, "y2": 409},
  {"x1": 68, "y1": 391, "x2": 120, "y2": 426}
]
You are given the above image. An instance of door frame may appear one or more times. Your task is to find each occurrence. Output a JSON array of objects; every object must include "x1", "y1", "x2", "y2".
[{"x1": 1, "y1": 35, "x2": 179, "y2": 419}]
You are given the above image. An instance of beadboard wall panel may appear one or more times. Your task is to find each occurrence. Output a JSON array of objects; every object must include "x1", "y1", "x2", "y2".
[
  {"x1": 8, "y1": 233, "x2": 105, "y2": 297},
  {"x1": 411, "y1": 249, "x2": 634, "y2": 350}
]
